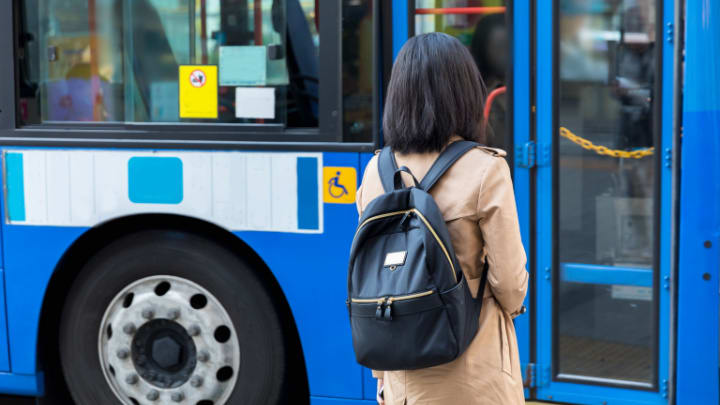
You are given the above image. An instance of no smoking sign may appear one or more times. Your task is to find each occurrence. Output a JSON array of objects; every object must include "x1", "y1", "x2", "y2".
[
  {"x1": 179, "y1": 65, "x2": 217, "y2": 118},
  {"x1": 190, "y1": 70, "x2": 207, "y2": 88}
]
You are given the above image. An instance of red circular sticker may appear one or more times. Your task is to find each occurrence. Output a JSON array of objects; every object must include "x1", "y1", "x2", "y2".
[{"x1": 189, "y1": 69, "x2": 207, "y2": 88}]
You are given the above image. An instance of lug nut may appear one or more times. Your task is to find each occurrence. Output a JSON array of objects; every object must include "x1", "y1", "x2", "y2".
[
  {"x1": 167, "y1": 308, "x2": 180, "y2": 320},
  {"x1": 116, "y1": 348, "x2": 129, "y2": 360},
  {"x1": 123, "y1": 323, "x2": 136, "y2": 335},
  {"x1": 171, "y1": 392, "x2": 185, "y2": 402},
  {"x1": 142, "y1": 308, "x2": 155, "y2": 320},
  {"x1": 190, "y1": 375, "x2": 203, "y2": 387},
  {"x1": 188, "y1": 325, "x2": 201, "y2": 337},
  {"x1": 125, "y1": 374, "x2": 139, "y2": 385},
  {"x1": 146, "y1": 390, "x2": 159, "y2": 401},
  {"x1": 197, "y1": 351, "x2": 210, "y2": 363}
]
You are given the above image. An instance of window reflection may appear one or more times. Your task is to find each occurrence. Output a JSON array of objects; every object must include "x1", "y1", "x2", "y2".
[
  {"x1": 413, "y1": 1, "x2": 511, "y2": 164},
  {"x1": 470, "y1": 12, "x2": 509, "y2": 160},
  {"x1": 556, "y1": 0, "x2": 657, "y2": 385},
  {"x1": 20, "y1": 0, "x2": 320, "y2": 127},
  {"x1": 342, "y1": 0, "x2": 375, "y2": 143}
]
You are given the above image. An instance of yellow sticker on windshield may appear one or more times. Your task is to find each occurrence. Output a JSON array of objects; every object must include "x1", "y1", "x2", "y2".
[
  {"x1": 323, "y1": 167, "x2": 357, "y2": 204},
  {"x1": 179, "y1": 65, "x2": 218, "y2": 119}
]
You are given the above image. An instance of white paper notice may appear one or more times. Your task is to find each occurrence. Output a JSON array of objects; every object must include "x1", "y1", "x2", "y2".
[
  {"x1": 235, "y1": 87, "x2": 275, "y2": 119},
  {"x1": 611, "y1": 285, "x2": 652, "y2": 301}
]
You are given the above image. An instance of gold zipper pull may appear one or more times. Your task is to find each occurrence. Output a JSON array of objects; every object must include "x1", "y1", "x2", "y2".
[
  {"x1": 375, "y1": 298, "x2": 384, "y2": 319},
  {"x1": 383, "y1": 298, "x2": 393, "y2": 320}
]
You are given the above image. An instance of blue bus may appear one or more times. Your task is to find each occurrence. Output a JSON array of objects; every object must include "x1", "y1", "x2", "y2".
[{"x1": 0, "y1": 0, "x2": 718, "y2": 404}]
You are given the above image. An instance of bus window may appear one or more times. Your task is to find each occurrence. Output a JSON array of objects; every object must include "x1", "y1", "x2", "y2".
[
  {"x1": 18, "y1": 0, "x2": 320, "y2": 127},
  {"x1": 342, "y1": 0, "x2": 375, "y2": 143},
  {"x1": 414, "y1": 1, "x2": 511, "y2": 166}
]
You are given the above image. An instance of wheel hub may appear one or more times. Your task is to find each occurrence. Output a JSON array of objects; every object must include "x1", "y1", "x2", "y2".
[
  {"x1": 132, "y1": 319, "x2": 197, "y2": 388},
  {"x1": 98, "y1": 276, "x2": 240, "y2": 404},
  {"x1": 151, "y1": 336, "x2": 182, "y2": 370}
]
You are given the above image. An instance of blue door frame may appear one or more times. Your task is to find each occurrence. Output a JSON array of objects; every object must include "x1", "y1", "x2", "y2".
[
  {"x1": 533, "y1": 0, "x2": 673, "y2": 404},
  {"x1": 512, "y1": 0, "x2": 532, "y2": 393}
]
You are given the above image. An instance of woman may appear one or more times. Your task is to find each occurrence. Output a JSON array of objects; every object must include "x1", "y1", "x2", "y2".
[{"x1": 356, "y1": 33, "x2": 528, "y2": 405}]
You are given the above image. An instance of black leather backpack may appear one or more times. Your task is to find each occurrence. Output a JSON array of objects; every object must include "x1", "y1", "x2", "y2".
[{"x1": 347, "y1": 141, "x2": 489, "y2": 371}]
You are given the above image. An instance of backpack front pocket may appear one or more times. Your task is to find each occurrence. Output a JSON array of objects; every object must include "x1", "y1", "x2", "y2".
[{"x1": 349, "y1": 290, "x2": 459, "y2": 370}]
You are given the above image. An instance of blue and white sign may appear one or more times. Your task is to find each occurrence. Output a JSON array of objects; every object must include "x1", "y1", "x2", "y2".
[{"x1": 3, "y1": 150, "x2": 323, "y2": 234}]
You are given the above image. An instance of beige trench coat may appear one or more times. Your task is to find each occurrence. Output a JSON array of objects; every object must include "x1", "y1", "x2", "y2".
[{"x1": 356, "y1": 140, "x2": 529, "y2": 405}]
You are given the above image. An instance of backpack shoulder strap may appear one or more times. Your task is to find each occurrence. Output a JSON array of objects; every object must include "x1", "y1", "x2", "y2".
[
  {"x1": 377, "y1": 146, "x2": 399, "y2": 193},
  {"x1": 419, "y1": 141, "x2": 479, "y2": 191}
]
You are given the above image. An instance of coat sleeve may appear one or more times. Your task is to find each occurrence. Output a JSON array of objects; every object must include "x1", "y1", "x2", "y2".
[
  {"x1": 476, "y1": 157, "x2": 529, "y2": 315},
  {"x1": 356, "y1": 155, "x2": 377, "y2": 217},
  {"x1": 356, "y1": 183, "x2": 364, "y2": 216}
]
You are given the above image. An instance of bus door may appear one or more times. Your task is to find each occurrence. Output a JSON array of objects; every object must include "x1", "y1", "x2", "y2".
[
  {"x1": 532, "y1": 0, "x2": 674, "y2": 403},
  {"x1": 405, "y1": 0, "x2": 532, "y2": 391}
]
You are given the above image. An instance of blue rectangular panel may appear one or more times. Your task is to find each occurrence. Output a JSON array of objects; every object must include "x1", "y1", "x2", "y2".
[
  {"x1": 297, "y1": 157, "x2": 319, "y2": 230},
  {"x1": 561, "y1": 263, "x2": 653, "y2": 287},
  {"x1": 5, "y1": 153, "x2": 25, "y2": 221},
  {"x1": 128, "y1": 157, "x2": 183, "y2": 204}
]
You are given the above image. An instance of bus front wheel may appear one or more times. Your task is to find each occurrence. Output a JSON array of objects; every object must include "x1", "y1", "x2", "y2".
[{"x1": 59, "y1": 230, "x2": 287, "y2": 405}]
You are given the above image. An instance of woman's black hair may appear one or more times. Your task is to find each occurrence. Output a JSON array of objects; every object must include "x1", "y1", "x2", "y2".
[
  {"x1": 383, "y1": 32, "x2": 486, "y2": 154},
  {"x1": 470, "y1": 13, "x2": 506, "y2": 81}
]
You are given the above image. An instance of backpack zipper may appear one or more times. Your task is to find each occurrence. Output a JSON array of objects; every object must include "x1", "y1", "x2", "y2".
[
  {"x1": 351, "y1": 289, "x2": 435, "y2": 303},
  {"x1": 351, "y1": 290, "x2": 435, "y2": 320},
  {"x1": 386, "y1": 289, "x2": 434, "y2": 302},
  {"x1": 356, "y1": 209, "x2": 411, "y2": 231},
  {"x1": 355, "y1": 209, "x2": 458, "y2": 283}
]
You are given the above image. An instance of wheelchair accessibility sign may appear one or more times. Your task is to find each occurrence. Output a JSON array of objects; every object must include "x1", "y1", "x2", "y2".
[{"x1": 323, "y1": 167, "x2": 357, "y2": 204}]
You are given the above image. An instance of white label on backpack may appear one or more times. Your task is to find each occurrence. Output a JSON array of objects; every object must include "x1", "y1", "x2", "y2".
[{"x1": 384, "y1": 251, "x2": 407, "y2": 267}]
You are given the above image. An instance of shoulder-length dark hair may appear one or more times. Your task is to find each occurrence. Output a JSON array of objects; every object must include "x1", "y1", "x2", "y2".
[{"x1": 383, "y1": 32, "x2": 486, "y2": 154}]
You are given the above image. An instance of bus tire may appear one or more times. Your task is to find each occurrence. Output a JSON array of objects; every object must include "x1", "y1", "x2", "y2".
[{"x1": 59, "y1": 230, "x2": 286, "y2": 405}]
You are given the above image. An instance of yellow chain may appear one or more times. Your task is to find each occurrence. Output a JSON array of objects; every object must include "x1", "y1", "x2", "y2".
[{"x1": 559, "y1": 127, "x2": 654, "y2": 159}]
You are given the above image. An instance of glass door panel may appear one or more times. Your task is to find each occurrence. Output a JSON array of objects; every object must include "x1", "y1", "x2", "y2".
[{"x1": 556, "y1": 0, "x2": 658, "y2": 386}]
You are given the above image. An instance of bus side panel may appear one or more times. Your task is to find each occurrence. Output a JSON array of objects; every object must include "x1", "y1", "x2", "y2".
[
  {"x1": 2, "y1": 225, "x2": 86, "y2": 375},
  {"x1": 237, "y1": 151, "x2": 364, "y2": 399},
  {"x1": 0, "y1": 148, "x2": 365, "y2": 399},
  {"x1": 677, "y1": 1, "x2": 720, "y2": 402},
  {"x1": 0, "y1": 269, "x2": 10, "y2": 372}
]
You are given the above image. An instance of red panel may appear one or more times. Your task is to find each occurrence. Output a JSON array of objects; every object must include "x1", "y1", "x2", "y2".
[{"x1": 415, "y1": 7, "x2": 506, "y2": 15}]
